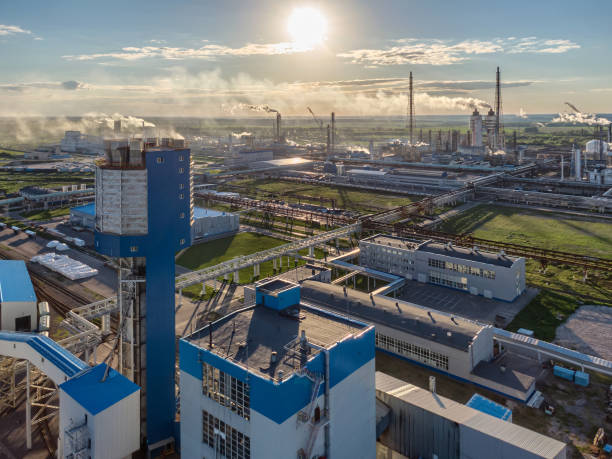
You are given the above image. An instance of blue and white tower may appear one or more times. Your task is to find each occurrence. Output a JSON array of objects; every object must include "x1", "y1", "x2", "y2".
[{"x1": 94, "y1": 137, "x2": 192, "y2": 452}]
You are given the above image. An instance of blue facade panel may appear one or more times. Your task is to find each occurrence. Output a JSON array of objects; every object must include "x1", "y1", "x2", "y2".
[
  {"x1": 179, "y1": 322, "x2": 375, "y2": 424},
  {"x1": 0, "y1": 260, "x2": 36, "y2": 303},
  {"x1": 256, "y1": 286, "x2": 301, "y2": 311}
]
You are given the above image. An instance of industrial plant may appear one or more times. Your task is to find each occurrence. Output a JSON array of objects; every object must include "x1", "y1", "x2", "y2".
[{"x1": 0, "y1": 47, "x2": 611, "y2": 459}]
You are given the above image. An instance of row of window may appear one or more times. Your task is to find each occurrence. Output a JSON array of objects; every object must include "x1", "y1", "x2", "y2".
[
  {"x1": 429, "y1": 271, "x2": 468, "y2": 291},
  {"x1": 375, "y1": 332, "x2": 449, "y2": 371},
  {"x1": 156, "y1": 154, "x2": 186, "y2": 164},
  {"x1": 202, "y1": 363, "x2": 250, "y2": 420},
  {"x1": 202, "y1": 410, "x2": 251, "y2": 459},
  {"x1": 428, "y1": 258, "x2": 496, "y2": 280}
]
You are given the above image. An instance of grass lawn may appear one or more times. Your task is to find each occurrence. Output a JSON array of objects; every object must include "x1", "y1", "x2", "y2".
[
  {"x1": 20, "y1": 207, "x2": 71, "y2": 221},
  {"x1": 176, "y1": 232, "x2": 325, "y2": 284},
  {"x1": 0, "y1": 171, "x2": 93, "y2": 195},
  {"x1": 440, "y1": 204, "x2": 612, "y2": 338},
  {"x1": 438, "y1": 204, "x2": 612, "y2": 258},
  {"x1": 224, "y1": 178, "x2": 418, "y2": 214}
]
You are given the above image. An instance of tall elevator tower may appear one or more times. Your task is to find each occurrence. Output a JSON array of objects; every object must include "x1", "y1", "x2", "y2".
[{"x1": 94, "y1": 138, "x2": 193, "y2": 452}]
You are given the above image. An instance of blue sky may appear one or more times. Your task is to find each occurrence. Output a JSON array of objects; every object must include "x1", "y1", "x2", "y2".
[{"x1": 0, "y1": 0, "x2": 610, "y2": 116}]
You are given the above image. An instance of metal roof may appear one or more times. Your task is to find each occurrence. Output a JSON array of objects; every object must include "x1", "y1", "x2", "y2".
[
  {"x1": 71, "y1": 202, "x2": 95, "y2": 216},
  {"x1": 418, "y1": 241, "x2": 518, "y2": 268},
  {"x1": 466, "y1": 393, "x2": 512, "y2": 421},
  {"x1": 301, "y1": 281, "x2": 485, "y2": 352},
  {"x1": 59, "y1": 363, "x2": 140, "y2": 415},
  {"x1": 0, "y1": 260, "x2": 37, "y2": 304},
  {"x1": 376, "y1": 372, "x2": 566, "y2": 459}
]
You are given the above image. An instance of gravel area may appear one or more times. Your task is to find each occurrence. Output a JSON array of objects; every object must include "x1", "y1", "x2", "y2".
[{"x1": 555, "y1": 305, "x2": 612, "y2": 361}]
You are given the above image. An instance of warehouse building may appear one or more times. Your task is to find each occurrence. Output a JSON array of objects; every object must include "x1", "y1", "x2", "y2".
[
  {"x1": 360, "y1": 234, "x2": 526, "y2": 302},
  {"x1": 191, "y1": 207, "x2": 239, "y2": 240},
  {"x1": 301, "y1": 280, "x2": 538, "y2": 401},
  {"x1": 224, "y1": 149, "x2": 273, "y2": 168},
  {"x1": 376, "y1": 372, "x2": 567, "y2": 459},
  {"x1": 71, "y1": 203, "x2": 238, "y2": 240},
  {"x1": 179, "y1": 280, "x2": 376, "y2": 459},
  {"x1": 0, "y1": 260, "x2": 38, "y2": 331},
  {"x1": 70, "y1": 202, "x2": 96, "y2": 228}
]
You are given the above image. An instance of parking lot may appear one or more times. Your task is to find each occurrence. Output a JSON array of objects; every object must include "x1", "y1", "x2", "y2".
[{"x1": 395, "y1": 280, "x2": 538, "y2": 326}]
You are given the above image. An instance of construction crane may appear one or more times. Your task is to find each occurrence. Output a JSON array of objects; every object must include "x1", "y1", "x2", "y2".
[{"x1": 307, "y1": 107, "x2": 324, "y2": 132}]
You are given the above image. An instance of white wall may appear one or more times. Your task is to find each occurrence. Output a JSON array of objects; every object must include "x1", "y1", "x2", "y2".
[{"x1": 1, "y1": 300, "x2": 37, "y2": 331}]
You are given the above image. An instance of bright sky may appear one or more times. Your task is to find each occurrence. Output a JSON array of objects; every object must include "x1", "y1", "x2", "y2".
[{"x1": 0, "y1": 0, "x2": 611, "y2": 117}]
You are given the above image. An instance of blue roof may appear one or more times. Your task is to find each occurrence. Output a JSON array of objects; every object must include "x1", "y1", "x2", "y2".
[
  {"x1": 0, "y1": 260, "x2": 36, "y2": 303},
  {"x1": 71, "y1": 202, "x2": 95, "y2": 216},
  {"x1": 466, "y1": 393, "x2": 512, "y2": 421},
  {"x1": 0, "y1": 331, "x2": 88, "y2": 378},
  {"x1": 193, "y1": 206, "x2": 227, "y2": 218},
  {"x1": 60, "y1": 363, "x2": 140, "y2": 415}
]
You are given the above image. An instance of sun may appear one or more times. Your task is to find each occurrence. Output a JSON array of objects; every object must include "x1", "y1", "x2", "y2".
[{"x1": 287, "y1": 7, "x2": 327, "y2": 49}]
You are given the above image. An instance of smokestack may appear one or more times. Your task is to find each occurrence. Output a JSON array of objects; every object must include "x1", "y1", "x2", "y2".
[
  {"x1": 114, "y1": 119, "x2": 122, "y2": 135},
  {"x1": 326, "y1": 124, "x2": 331, "y2": 157},
  {"x1": 574, "y1": 145, "x2": 582, "y2": 180},
  {"x1": 494, "y1": 66, "x2": 503, "y2": 150},
  {"x1": 331, "y1": 112, "x2": 336, "y2": 154},
  {"x1": 407, "y1": 71, "x2": 414, "y2": 146},
  {"x1": 276, "y1": 113, "x2": 282, "y2": 143}
]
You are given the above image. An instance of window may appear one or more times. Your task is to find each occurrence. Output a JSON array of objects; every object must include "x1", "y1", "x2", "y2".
[
  {"x1": 375, "y1": 332, "x2": 449, "y2": 371},
  {"x1": 156, "y1": 156, "x2": 164, "y2": 164},
  {"x1": 202, "y1": 363, "x2": 250, "y2": 420},
  {"x1": 178, "y1": 167, "x2": 185, "y2": 174},
  {"x1": 178, "y1": 154, "x2": 184, "y2": 161},
  {"x1": 15, "y1": 316, "x2": 31, "y2": 332},
  {"x1": 428, "y1": 258, "x2": 495, "y2": 280},
  {"x1": 202, "y1": 410, "x2": 250, "y2": 459},
  {"x1": 179, "y1": 193, "x2": 184, "y2": 199},
  {"x1": 180, "y1": 238, "x2": 186, "y2": 245},
  {"x1": 130, "y1": 246, "x2": 138, "y2": 253},
  {"x1": 179, "y1": 183, "x2": 184, "y2": 190},
  {"x1": 428, "y1": 271, "x2": 468, "y2": 291},
  {"x1": 179, "y1": 212, "x2": 185, "y2": 219}
]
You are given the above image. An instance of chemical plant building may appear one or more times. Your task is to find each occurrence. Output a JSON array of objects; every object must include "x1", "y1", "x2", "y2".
[
  {"x1": 376, "y1": 372, "x2": 567, "y2": 459},
  {"x1": 71, "y1": 203, "x2": 238, "y2": 240},
  {"x1": 179, "y1": 279, "x2": 376, "y2": 459},
  {"x1": 0, "y1": 260, "x2": 38, "y2": 332},
  {"x1": 224, "y1": 149, "x2": 273, "y2": 168},
  {"x1": 301, "y1": 281, "x2": 538, "y2": 401},
  {"x1": 359, "y1": 234, "x2": 526, "y2": 302}
]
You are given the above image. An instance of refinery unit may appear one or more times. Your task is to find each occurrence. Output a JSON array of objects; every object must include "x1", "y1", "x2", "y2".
[{"x1": 0, "y1": 66, "x2": 611, "y2": 459}]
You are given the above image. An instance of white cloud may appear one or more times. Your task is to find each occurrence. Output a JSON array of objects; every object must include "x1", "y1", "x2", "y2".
[
  {"x1": 0, "y1": 24, "x2": 32, "y2": 36},
  {"x1": 338, "y1": 37, "x2": 580, "y2": 67},
  {"x1": 63, "y1": 41, "x2": 314, "y2": 61}
]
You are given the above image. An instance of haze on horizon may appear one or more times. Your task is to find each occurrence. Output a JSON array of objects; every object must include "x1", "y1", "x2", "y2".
[{"x1": 0, "y1": 0, "x2": 610, "y2": 118}]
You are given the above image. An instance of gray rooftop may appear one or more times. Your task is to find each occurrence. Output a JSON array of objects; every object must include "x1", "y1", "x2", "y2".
[
  {"x1": 300, "y1": 281, "x2": 486, "y2": 352},
  {"x1": 418, "y1": 241, "x2": 517, "y2": 268},
  {"x1": 361, "y1": 234, "x2": 426, "y2": 251},
  {"x1": 186, "y1": 304, "x2": 366, "y2": 380},
  {"x1": 376, "y1": 372, "x2": 566, "y2": 459}
]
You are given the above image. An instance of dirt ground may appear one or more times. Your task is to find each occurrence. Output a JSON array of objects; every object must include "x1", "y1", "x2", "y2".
[{"x1": 376, "y1": 351, "x2": 612, "y2": 458}]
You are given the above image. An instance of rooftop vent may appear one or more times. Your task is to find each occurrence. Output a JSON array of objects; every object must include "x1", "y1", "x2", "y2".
[{"x1": 270, "y1": 351, "x2": 278, "y2": 364}]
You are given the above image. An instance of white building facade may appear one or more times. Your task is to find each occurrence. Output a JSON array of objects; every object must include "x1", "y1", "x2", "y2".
[{"x1": 359, "y1": 235, "x2": 526, "y2": 302}]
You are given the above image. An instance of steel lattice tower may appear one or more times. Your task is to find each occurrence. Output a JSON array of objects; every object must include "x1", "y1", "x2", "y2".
[
  {"x1": 407, "y1": 71, "x2": 415, "y2": 146},
  {"x1": 495, "y1": 67, "x2": 504, "y2": 149}
]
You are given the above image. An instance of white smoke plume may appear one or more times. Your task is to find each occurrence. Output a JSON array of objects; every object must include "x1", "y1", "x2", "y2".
[
  {"x1": 416, "y1": 93, "x2": 491, "y2": 112},
  {"x1": 236, "y1": 103, "x2": 279, "y2": 114},
  {"x1": 518, "y1": 108, "x2": 528, "y2": 119},
  {"x1": 551, "y1": 107, "x2": 611, "y2": 126},
  {"x1": 231, "y1": 131, "x2": 253, "y2": 138}
]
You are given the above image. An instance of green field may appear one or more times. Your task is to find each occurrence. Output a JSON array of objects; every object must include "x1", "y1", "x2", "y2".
[
  {"x1": 439, "y1": 204, "x2": 612, "y2": 339},
  {"x1": 176, "y1": 232, "x2": 325, "y2": 284},
  {"x1": 20, "y1": 207, "x2": 71, "y2": 221},
  {"x1": 0, "y1": 171, "x2": 93, "y2": 195},
  {"x1": 439, "y1": 204, "x2": 612, "y2": 258},
  {"x1": 223, "y1": 178, "x2": 417, "y2": 214}
]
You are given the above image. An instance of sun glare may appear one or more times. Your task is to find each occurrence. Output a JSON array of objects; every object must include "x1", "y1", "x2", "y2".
[{"x1": 287, "y1": 7, "x2": 327, "y2": 49}]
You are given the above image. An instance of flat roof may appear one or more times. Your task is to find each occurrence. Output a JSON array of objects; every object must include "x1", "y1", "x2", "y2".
[
  {"x1": 418, "y1": 241, "x2": 517, "y2": 268},
  {"x1": 71, "y1": 202, "x2": 95, "y2": 216},
  {"x1": 193, "y1": 206, "x2": 233, "y2": 219},
  {"x1": 0, "y1": 260, "x2": 36, "y2": 304},
  {"x1": 256, "y1": 279, "x2": 297, "y2": 295},
  {"x1": 376, "y1": 372, "x2": 566, "y2": 459},
  {"x1": 362, "y1": 234, "x2": 426, "y2": 251},
  {"x1": 186, "y1": 304, "x2": 366, "y2": 379},
  {"x1": 300, "y1": 281, "x2": 486, "y2": 352}
]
